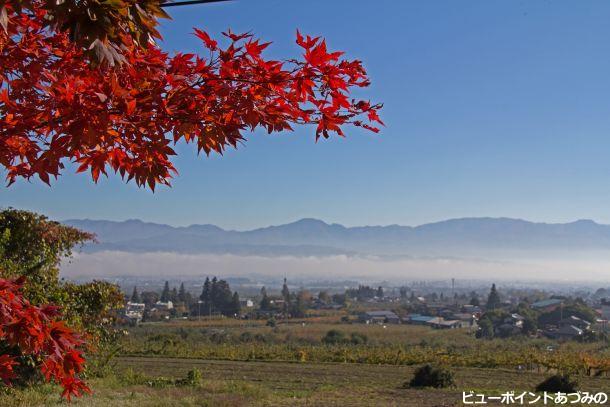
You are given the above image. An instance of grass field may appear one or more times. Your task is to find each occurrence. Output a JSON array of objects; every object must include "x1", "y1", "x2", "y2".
[{"x1": 3, "y1": 319, "x2": 609, "y2": 406}]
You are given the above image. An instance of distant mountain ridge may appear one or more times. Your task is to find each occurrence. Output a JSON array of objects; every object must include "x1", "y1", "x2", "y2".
[{"x1": 63, "y1": 217, "x2": 610, "y2": 257}]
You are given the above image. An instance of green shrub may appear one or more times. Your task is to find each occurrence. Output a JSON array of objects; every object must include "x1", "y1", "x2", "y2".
[
  {"x1": 322, "y1": 329, "x2": 346, "y2": 344},
  {"x1": 535, "y1": 374, "x2": 578, "y2": 393},
  {"x1": 180, "y1": 368, "x2": 203, "y2": 387},
  {"x1": 266, "y1": 317, "x2": 277, "y2": 327},
  {"x1": 407, "y1": 364, "x2": 454, "y2": 388},
  {"x1": 121, "y1": 368, "x2": 150, "y2": 386},
  {"x1": 350, "y1": 332, "x2": 368, "y2": 345}
]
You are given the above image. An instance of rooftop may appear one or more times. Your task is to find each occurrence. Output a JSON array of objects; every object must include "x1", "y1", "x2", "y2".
[
  {"x1": 425, "y1": 317, "x2": 445, "y2": 324},
  {"x1": 532, "y1": 299, "x2": 563, "y2": 308},
  {"x1": 559, "y1": 315, "x2": 590, "y2": 326},
  {"x1": 363, "y1": 310, "x2": 398, "y2": 317},
  {"x1": 438, "y1": 320, "x2": 461, "y2": 326},
  {"x1": 409, "y1": 315, "x2": 435, "y2": 323},
  {"x1": 556, "y1": 325, "x2": 583, "y2": 336}
]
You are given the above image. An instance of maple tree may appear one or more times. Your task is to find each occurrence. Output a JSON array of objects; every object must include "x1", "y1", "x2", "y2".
[
  {"x1": 0, "y1": 1, "x2": 382, "y2": 190},
  {"x1": 0, "y1": 209, "x2": 124, "y2": 399},
  {"x1": 0, "y1": 277, "x2": 90, "y2": 401}
]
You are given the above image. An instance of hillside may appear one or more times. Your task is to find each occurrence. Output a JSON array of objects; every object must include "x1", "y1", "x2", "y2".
[{"x1": 63, "y1": 217, "x2": 610, "y2": 257}]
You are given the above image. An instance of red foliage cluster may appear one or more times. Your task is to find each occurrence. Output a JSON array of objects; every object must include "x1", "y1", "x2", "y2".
[
  {"x1": 0, "y1": 2, "x2": 383, "y2": 190},
  {"x1": 0, "y1": 277, "x2": 90, "y2": 401}
]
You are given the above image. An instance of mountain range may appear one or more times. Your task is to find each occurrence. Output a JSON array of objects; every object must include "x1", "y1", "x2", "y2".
[{"x1": 63, "y1": 217, "x2": 610, "y2": 258}]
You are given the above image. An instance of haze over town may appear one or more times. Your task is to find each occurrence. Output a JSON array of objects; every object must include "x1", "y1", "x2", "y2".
[{"x1": 60, "y1": 216, "x2": 610, "y2": 284}]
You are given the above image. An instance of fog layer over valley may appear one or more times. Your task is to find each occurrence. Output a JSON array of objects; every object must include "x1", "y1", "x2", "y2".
[
  {"x1": 60, "y1": 217, "x2": 610, "y2": 282},
  {"x1": 61, "y1": 250, "x2": 610, "y2": 283}
]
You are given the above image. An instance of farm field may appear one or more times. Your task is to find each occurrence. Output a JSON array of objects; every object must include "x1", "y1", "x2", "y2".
[
  {"x1": 115, "y1": 357, "x2": 610, "y2": 405},
  {"x1": 118, "y1": 318, "x2": 610, "y2": 372},
  {"x1": 3, "y1": 357, "x2": 609, "y2": 406}
]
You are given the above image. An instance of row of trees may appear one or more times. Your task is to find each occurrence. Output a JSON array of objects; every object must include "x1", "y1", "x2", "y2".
[
  {"x1": 197, "y1": 277, "x2": 241, "y2": 317},
  {"x1": 258, "y1": 279, "x2": 349, "y2": 317},
  {"x1": 130, "y1": 277, "x2": 241, "y2": 317},
  {"x1": 259, "y1": 279, "x2": 312, "y2": 318},
  {"x1": 131, "y1": 282, "x2": 192, "y2": 307}
]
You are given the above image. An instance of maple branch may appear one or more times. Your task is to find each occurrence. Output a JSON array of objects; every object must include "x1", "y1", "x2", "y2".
[
  {"x1": 160, "y1": 0, "x2": 232, "y2": 7},
  {"x1": 0, "y1": 8, "x2": 382, "y2": 188},
  {"x1": 188, "y1": 73, "x2": 324, "y2": 89}
]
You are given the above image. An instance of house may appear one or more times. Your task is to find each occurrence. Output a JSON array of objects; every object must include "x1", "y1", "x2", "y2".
[
  {"x1": 462, "y1": 304, "x2": 482, "y2": 315},
  {"x1": 546, "y1": 325, "x2": 583, "y2": 340},
  {"x1": 424, "y1": 317, "x2": 445, "y2": 328},
  {"x1": 436, "y1": 319, "x2": 464, "y2": 329},
  {"x1": 531, "y1": 299, "x2": 563, "y2": 313},
  {"x1": 559, "y1": 316, "x2": 590, "y2": 330},
  {"x1": 421, "y1": 317, "x2": 464, "y2": 329},
  {"x1": 406, "y1": 315, "x2": 436, "y2": 325},
  {"x1": 153, "y1": 300, "x2": 173, "y2": 311},
  {"x1": 239, "y1": 299, "x2": 254, "y2": 308},
  {"x1": 452, "y1": 313, "x2": 478, "y2": 327},
  {"x1": 124, "y1": 302, "x2": 145, "y2": 325},
  {"x1": 126, "y1": 302, "x2": 145, "y2": 313},
  {"x1": 504, "y1": 313, "x2": 525, "y2": 328},
  {"x1": 359, "y1": 310, "x2": 400, "y2": 324}
]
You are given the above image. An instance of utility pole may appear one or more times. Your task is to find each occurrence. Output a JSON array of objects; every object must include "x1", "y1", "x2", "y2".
[{"x1": 451, "y1": 278, "x2": 456, "y2": 305}]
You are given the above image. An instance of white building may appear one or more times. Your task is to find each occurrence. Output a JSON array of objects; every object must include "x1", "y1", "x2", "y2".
[
  {"x1": 240, "y1": 299, "x2": 254, "y2": 308},
  {"x1": 154, "y1": 300, "x2": 173, "y2": 310},
  {"x1": 126, "y1": 302, "x2": 145, "y2": 313},
  {"x1": 124, "y1": 302, "x2": 145, "y2": 325}
]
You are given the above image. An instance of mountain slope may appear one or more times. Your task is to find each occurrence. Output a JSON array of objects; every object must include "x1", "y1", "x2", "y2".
[{"x1": 63, "y1": 217, "x2": 610, "y2": 257}]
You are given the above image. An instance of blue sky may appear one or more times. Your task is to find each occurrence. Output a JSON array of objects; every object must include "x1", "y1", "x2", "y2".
[{"x1": 4, "y1": 0, "x2": 610, "y2": 229}]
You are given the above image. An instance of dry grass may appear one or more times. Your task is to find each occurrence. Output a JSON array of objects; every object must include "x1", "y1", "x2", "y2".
[{"x1": 4, "y1": 358, "x2": 608, "y2": 406}]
